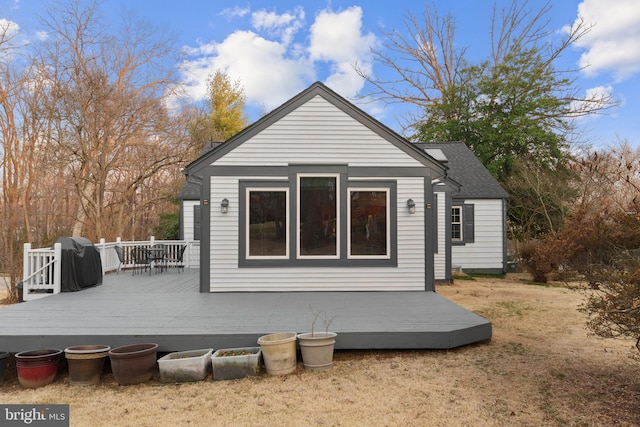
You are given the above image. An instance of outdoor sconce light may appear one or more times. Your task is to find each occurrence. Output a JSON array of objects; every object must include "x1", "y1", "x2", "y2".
[
  {"x1": 407, "y1": 199, "x2": 416, "y2": 214},
  {"x1": 221, "y1": 198, "x2": 229, "y2": 214}
]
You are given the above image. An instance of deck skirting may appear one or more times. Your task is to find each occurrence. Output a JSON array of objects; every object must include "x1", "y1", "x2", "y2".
[{"x1": 0, "y1": 270, "x2": 491, "y2": 352}]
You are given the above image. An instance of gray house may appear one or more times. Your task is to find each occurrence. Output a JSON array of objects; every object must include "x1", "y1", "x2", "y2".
[
  {"x1": 415, "y1": 142, "x2": 509, "y2": 282},
  {"x1": 180, "y1": 82, "x2": 506, "y2": 292}
]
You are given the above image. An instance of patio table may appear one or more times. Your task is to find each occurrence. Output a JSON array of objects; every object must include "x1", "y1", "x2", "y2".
[{"x1": 143, "y1": 247, "x2": 167, "y2": 273}]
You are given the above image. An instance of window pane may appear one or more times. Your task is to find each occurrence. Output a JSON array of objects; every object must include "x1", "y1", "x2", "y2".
[
  {"x1": 350, "y1": 191, "x2": 387, "y2": 256},
  {"x1": 451, "y1": 207, "x2": 462, "y2": 240},
  {"x1": 249, "y1": 191, "x2": 287, "y2": 257},
  {"x1": 299, "y1": 176, "x2": 337, "y2": 256}
]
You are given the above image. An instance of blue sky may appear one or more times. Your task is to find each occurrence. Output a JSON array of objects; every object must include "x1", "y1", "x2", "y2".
[{"x1": 3, "y1": 0, "x2": 639, "y2": 148}]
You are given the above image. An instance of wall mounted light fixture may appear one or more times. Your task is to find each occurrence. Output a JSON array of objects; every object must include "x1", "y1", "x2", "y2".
[
  {"x1": 221, "y1": 198, "x2": 229, "y2": 214},
  {"x1": 407, "y1": 199, "x2": 416, "y2": 214}
]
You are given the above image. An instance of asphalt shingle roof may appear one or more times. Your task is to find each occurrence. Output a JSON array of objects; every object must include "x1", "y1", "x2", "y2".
[{"x1": 416, "y1": 142, "x2": 509, "y2": 199}]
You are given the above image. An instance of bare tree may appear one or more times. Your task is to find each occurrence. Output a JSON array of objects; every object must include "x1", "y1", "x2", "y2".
[
  {"x1": 0, "y1": 21, "x2": 54, "y2": 301},
  {"x1": 357, "y1": 0, "x2": 614, "y2": 133},
  {"x1": 572, "y1": 141, "x2": 640, "y2": 215},
  {"x1": 355, "y1": 5, "x2": 465, "y2": 129},
  {"x1": 38, "y1": 0, "x2": 189, "y2": 240}
]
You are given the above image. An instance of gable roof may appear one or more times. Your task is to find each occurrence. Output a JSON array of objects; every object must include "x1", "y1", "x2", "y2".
[
  {"x1": 183, "y1": 81, "x2": 447, "y2": 178},
  {"x1": 178, "y1": 142, "x2": 223, "y2": 200},
  {"x1": 414, "y1": 142, "x2": 509, "y2": 199}
]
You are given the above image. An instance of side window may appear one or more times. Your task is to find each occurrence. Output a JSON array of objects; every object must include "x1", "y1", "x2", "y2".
[
  {"x1": 452, "y1": 204, "x2": 475, "y2": 244},
  {"x1": 451, "y1": 206, "x2": 462, "y2": 241}
]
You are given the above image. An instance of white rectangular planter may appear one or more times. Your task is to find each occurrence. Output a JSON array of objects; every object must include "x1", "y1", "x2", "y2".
[
  {"x1": 157, "y1": 348, "x2": 213, "y2": 383},
  {"x1": 211, "y1": 347, "x2": 261, "y2": 380}
]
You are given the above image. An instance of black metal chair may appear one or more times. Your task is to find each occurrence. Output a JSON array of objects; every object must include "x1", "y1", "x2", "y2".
[
  {"x1": 131, "y1": 247, "x2": 152, "y2": 276},
  {"x1": 167, "y1": 245, "x2": 187, "y2": 273},
  {"x1": 114, "y1": 246, "x2": 126, "y2": 274},
  {"x1": 150, "y1": 243, "x2": 167, "y2": 273}
]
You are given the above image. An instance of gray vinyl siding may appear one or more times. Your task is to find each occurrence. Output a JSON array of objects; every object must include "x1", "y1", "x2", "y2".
[
  {"x1": 181, "y1": 200, "x2": 199, "y2": 241},
  {"x1": 209, "y1": 176, "x2": 427, "y2": 292},
  {"x1": 451, "y1": 199, "x2": 505, "y2": 271},
  {"x1": 214, "y1": 96, "x2": 425, "y2": 168}
]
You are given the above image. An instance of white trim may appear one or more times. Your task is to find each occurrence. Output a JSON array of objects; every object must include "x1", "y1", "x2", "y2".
[
  {"x1": 245, "y1": 187, "x2": 290, "y2": 260},
  {"x1": 452, "y1": 205, "x2": 463, "y2": 242},
  {"x1": 347, "y1": 187, "x2": 391, "y2": 259},
  {"x1": 296, "y1": 173, "x2": 340, "y2": 259}
]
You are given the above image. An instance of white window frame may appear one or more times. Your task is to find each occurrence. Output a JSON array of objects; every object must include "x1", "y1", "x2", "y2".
[
  {"x1": 347, "y1": 187, "x2": 391, "y2": 259},
  {"x1": 296, "y1": 173, "x2": 340, "y2": 260},
  {"x1": 245, "y1": 187, "x2": 289, "y2": 260},
  {"x1": 452, "y1": 205, "x2": 463, "y2": 242}
]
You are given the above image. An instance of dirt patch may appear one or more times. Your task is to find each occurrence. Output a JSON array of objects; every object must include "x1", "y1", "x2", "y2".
[{"x1": 1, "y1": 275, "x2": 639, "y2": 426}]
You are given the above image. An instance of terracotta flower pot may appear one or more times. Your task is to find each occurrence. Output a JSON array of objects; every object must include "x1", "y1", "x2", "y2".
[
  {"x1": 109, "y1": 343, "x2": 158, "y2": 385},
  {"x1": 15, "y1": 348, "x2": 63, "y2": 388},
  {"x1": 65, "y1": 345, "x2": 111, "y2": 386}
]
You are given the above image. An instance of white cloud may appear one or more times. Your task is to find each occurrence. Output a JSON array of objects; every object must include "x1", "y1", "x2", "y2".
[
  {"x1": 219, "y1": 6, "x2": 250, "y2": 19},
  {"x1": 0, "y1": 18, "x2": 31, "y2": 60},
  {"x1": 251, "y1": 7, "x2": 305, "y2": 46},
  {"x1": 309, "y1": 7, "x2": 377, "y2": 98},
  {"x1": 178, "y1": 5, "x2": 378, "y2": 116},
  {"x1": 179, "y1": 30, "x2": 313, "y2": 112},
  {"x1": 570, "y1": 0, "x2": 640, "y2": 81},
  {"x1": 570, "y1": 85, "x2": 615, "y2": 116}
]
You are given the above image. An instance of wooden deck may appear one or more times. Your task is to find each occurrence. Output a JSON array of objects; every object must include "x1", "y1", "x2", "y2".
[{"x1": 0, "y1": 269, "x2": 491, "y2": 352}]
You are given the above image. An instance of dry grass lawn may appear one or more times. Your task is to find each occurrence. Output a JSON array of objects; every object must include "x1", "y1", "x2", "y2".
[{"x1": 2, "y1": 274, "x2": 639, "y2": 426}]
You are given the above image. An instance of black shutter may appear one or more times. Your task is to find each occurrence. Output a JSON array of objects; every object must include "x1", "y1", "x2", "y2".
[
  {"x1": 464, "y1": 204, "x2": 474, "y2": 243},
  {"x1": 193, "y1": 205, "x2": 201, "y2": 241}
]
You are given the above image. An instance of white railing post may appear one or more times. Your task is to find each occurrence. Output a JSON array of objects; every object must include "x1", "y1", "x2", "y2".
[
  {"x1": 52, "y1": 243, "x2": 62, "y2": 295},
  {"x1": 23, "y1": 243, "x2": 31, "y2": 285},
  {"x1": 99, "y1": 238, "x2": 107, "y2": 275},
  {"x1": 185, "y1": 238, "x2": 192, "y2": 268}
]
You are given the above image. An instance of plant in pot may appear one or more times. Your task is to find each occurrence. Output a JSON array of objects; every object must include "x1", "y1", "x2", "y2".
[
  {"x1": 211, "y1": 347, "x2": 261, "y2": 380},
  {"x1": 297, "y1": 306, "x2": 337, "y2": 372},
  {"x1": 157, "y1": 348, "x2": 213, "y2": 383}
]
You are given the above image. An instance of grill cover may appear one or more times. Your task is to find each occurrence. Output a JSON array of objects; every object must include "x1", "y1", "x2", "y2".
[{"x1": 54, "y1": 237, "x2": 103, "y2": 292}]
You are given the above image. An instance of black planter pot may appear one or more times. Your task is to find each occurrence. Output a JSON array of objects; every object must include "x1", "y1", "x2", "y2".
[{"x1": 0, "y1": 351, "x2": 8, "y2": 386}]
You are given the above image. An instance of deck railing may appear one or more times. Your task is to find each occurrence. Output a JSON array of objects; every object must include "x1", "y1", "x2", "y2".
[
  {"x1": 22, "y1": 243, "x2": 62, "y2": 301},
  {"x1": 22, "y1": 237, "x2": 200, "y2": 301}
]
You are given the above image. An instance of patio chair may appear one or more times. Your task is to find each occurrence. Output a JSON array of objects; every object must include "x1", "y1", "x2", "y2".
[
  {"x1": 114, "y1": 246, "x2": 126, "y2": 274},
  {"x1": 131, "y1": 247, "x2": 152, "y2": 276},
  {"x1": 166, "y1": 245, "x2": 187, "y2": 273},
  {"x1": 150, "y1": 243, "x2": 167, "y2": 273}
]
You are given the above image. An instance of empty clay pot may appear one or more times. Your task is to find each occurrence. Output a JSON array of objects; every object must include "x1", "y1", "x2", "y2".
[
  {"x1": 65, "y1": 345, "x2": 111, "y2": 386},
  {"x1": 15, "y1": 348, "x2": 63, "y2": 388},
  {"x1": 108, "y1": 343, "x2": 158, "y2": 385}
]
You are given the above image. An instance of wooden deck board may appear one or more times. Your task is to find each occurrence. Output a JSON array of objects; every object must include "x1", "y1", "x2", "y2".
[{"x1": 0, "y1": 269, "x2": 491, "y2": 352}]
